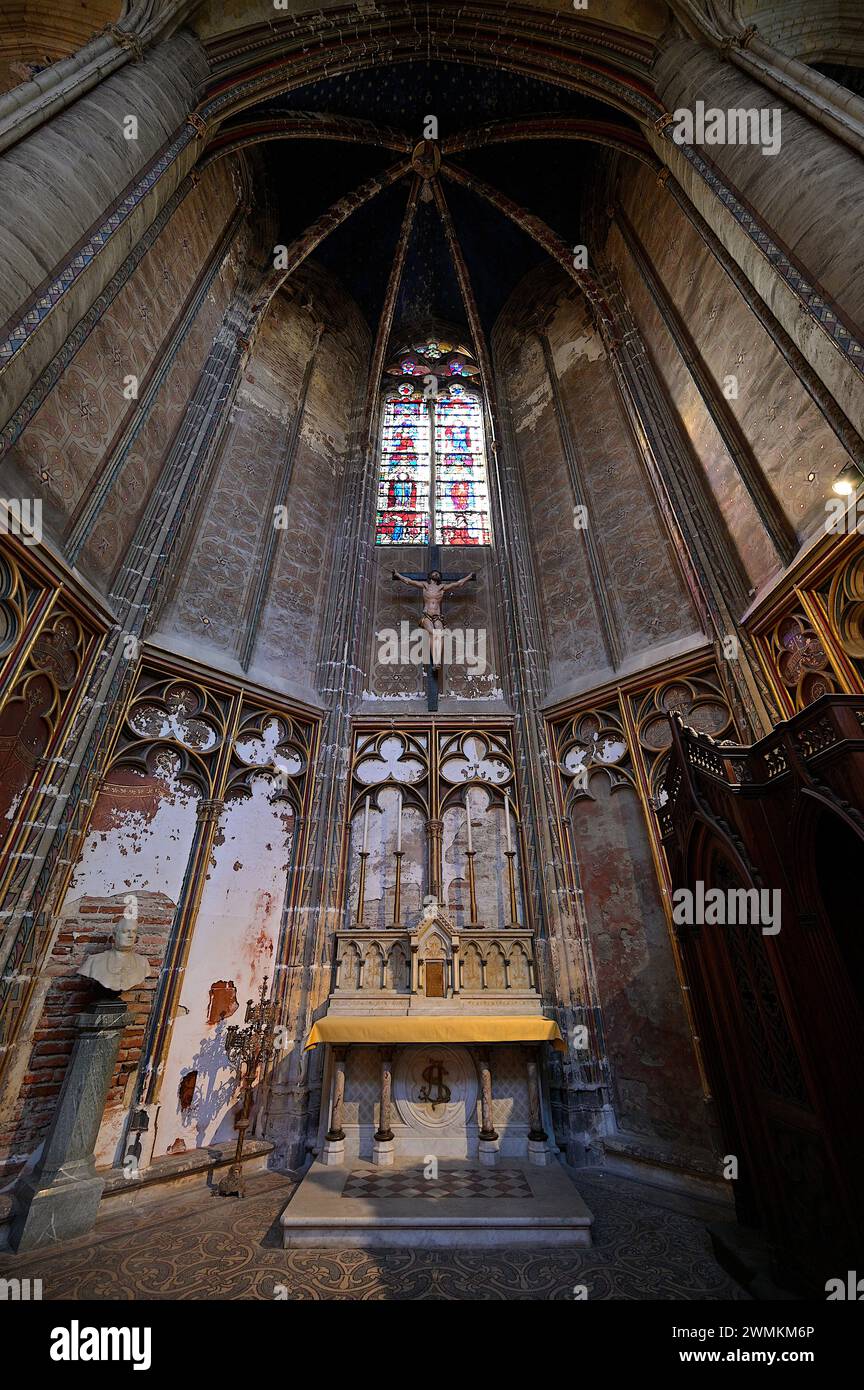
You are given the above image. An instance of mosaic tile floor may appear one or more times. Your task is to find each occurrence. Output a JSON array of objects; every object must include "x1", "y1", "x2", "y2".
[
  {"x1": 0, "y1": 1166, "x2": 749, "y2": 1300},
  {"x1": 341, "y1": 1166, "x2": 533, "y2": 1200}
]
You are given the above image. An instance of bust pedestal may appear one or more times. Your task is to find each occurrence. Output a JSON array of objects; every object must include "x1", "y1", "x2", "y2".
[
  {"x1": 10, "y1": 1000, "x2": 132, "y2": 1251},
  {"x1": 10, "y1": 996, "x2": 131, "y2": 1250}
]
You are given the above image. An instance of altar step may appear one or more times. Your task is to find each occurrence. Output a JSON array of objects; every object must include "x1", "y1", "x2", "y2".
[{"x1": 280, "y1": 1156, "x2": 593, "y2": 1250}]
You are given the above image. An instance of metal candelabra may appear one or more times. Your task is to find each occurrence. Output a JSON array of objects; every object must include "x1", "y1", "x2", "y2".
[{"x1": 217, "y1": 976, "x2": 278, "y2": 1197}]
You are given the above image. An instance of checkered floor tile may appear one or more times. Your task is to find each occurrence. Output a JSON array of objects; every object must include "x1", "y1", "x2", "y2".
[{"x1": 342, "y1": 1167, "x2": 533, "y2": 1200}]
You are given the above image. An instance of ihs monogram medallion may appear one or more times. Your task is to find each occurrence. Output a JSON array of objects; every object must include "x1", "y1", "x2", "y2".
[{"x1": 418, "y1": 1058, "x2": 451, "y2": 1110}]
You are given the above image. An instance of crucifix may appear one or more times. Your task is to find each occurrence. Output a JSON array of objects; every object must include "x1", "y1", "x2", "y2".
[{"x1": 392, "y1": 544, "x2": 477, "y2": 711}]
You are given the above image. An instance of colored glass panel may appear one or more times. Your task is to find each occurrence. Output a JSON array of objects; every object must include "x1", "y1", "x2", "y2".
[
  {"x1": 375, "y1": 382, "x2": 491, "y2": 546},
  {"x1": 376, "y1": 388, "x2": 432, "y2": 545},
  {"x1": 433, "y1": 387, "x2": 490, "y2": 544}
]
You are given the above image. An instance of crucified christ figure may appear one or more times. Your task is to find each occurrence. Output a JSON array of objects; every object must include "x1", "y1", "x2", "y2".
[{"x1": 392, "y1": 567, "x2": 476, "y2": 671}]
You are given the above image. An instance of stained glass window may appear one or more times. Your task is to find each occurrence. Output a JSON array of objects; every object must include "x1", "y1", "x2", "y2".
[
  {"x1": 375, "y1": 384, "x2": 431, "y2": 545},
  {"x1": 375, "y1": 379, "x2": 491, "y2": 546},
  {"x1": 434, "y1": 384, "x2": 490, "y2": 545}
]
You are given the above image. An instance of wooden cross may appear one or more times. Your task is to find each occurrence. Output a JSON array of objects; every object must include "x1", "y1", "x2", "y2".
[{"x1": 393, "y1": 544, "x2": 477, "y2": 712}]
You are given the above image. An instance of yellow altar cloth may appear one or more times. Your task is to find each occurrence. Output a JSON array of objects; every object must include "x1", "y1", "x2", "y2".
[{"x1": 304, "y1": 1015, "x2": 566, "y2": 1051}]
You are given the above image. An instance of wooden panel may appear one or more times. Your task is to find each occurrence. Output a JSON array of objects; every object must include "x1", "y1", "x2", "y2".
[{"x1": 425, "y1": 960, "x2": 445, "y2": 998}]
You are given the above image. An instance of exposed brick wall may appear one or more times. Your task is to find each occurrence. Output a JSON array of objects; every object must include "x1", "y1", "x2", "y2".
[{"x1": 0, "y1": 891, "x2": 174, "y2": 1171}]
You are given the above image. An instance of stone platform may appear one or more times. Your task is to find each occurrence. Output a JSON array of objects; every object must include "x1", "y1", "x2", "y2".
[{"x1": 281, "y1": 1156, "x2": 593, "y2": 1249}]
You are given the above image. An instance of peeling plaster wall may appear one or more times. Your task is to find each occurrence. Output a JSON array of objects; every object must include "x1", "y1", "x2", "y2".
[
  {"x1": 3, "y1": 760, "x2": 306, "y2": 1168},
  {"x1": 156, "y1": 777, "x2": 295, "y2": 1157},
  {"x1": 607, "y1": 164, "x2": 851, "y2": 589},
  {"x1": 0, "y1": 765, "x2": 199, "y2": 1169}
]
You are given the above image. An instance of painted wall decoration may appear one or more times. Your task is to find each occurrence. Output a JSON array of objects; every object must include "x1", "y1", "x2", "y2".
[
  {"x1": 749, "y1": 537, "x2": 864, "y2": 716},
  {"x1": 495, "y1": 266, "x2": 700, "y2": 699},
  {"x1": 547, "y1": 660, "x2": 737, "y2": 1149},
  {"x1": 3, "y1": 159, "x2": 245, "y2": 562}
]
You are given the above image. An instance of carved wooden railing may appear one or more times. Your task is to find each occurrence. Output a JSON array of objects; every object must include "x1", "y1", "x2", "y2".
[{"x1": 657, "y1": 693, "x2": 864, "y2": 848}]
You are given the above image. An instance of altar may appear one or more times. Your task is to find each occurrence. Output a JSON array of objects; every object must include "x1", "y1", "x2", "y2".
[
  {"x1": 306, "y1": 900, "x2": 563, "y2": 1166},
  {"x1": 282, "y1": 918, "x2": 588, "y2": 1247}
]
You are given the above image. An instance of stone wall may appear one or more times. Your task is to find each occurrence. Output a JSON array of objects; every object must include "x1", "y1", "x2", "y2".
[
  {"x1": 652, "y1": 38, "x2": 864, "y2": 332},
  {"x1": 607, "y1": 164, "x2": 851, "y2": 592},
  {"x1": 0, "y1": 32, "x2": 207, "y2": 368},
  {"x1": 496, "y1": 265, "x2": 701, "y2": 704},
  {"x1": 2, "y1": 155, "x2": 246, "y2": 578},
  {"x1": 153, "y1": 260, "x2": 370, "y2": 702},
  {"x1": 0, "y1": 2, "x2": 120, "y2": 95},
  {"x1": 366, "y1": 544, "x2": 501, "y2": 706},
  {"x1": 251, "y1": 269, "x2": 369, "y2": 695}
]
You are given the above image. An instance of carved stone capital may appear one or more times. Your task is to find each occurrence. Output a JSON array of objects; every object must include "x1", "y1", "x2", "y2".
[{"x1": 108, "y1": 25, "x2": 144, "y2": 60}]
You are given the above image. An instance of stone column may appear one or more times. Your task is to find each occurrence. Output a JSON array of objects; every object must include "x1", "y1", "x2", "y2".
[
  {"x1": 426, "y1": 819, "x2": 443, "y2": 901},
  {"x1": 410, "y1": 944, "x2": 419, "y2": 994},
  {"x1": 525, "y1": 1046, "x2": 550, "y2": 1166},
  {"x1": 10, "y1": 997, "x2": 131, "y2": 1250},
  {"x1": 372, "y1": 1052, "x2": 395, "y2": 1165},
  {"x1": 477, "y1": 1051, "x2": 499, "y2": 1165},
  {"x1": 322, "y1": 1046, "x2": 348, "y2": 1165}
]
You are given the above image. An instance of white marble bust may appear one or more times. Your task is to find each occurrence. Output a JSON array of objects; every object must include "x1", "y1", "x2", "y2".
[{"x1": 78, "y1": 918, "x2": 149, "y2": 993}]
